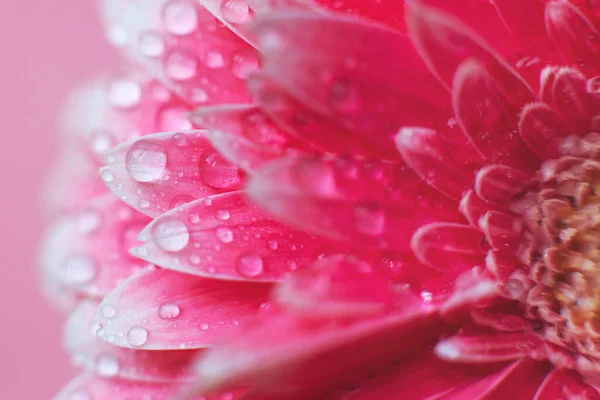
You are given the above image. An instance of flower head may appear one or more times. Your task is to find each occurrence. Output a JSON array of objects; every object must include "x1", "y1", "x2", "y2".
[{"x1": 43, "y1": 0, "x2": 600, "y2": 398}]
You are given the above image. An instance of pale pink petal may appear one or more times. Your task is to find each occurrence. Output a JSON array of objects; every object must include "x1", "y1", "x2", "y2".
[
  {"x1": 459, "y1": 189, "x2": 500, "y2": 228},
  {"x1": 474, "y1": 164, "x2": 530, "y2": 209},
  {"x1": 101, "y1": 0, "x2": 256, "y2": 105},
  {"x1": 453, "y1": 58, "x2": 539, "y2": 172},
  {"x1": 396, "y1": 126, "x2": 479, "y2": 200},
  {"x1": 131, "y1": 191, "x2": 332, "y2": 281},
  {"x1": 249, "y1": 154, "x2": 463, "y2": 253},
  {"x1": 66, "y1": 300, "x2": 200, "y2": 382},
  {"x1": 440, "y1": 267, "x2": 500, "y2": 321},
  {"x1": 53, "y1": 373, "x2": 234, "y2": 400},
  {"x1": 535, "y1": 368, "x2": 600, "y2": 399},
  {"x1": 519, "y1": 102, "x2": 569, "y2": 159},
  {"x1": 545, "y1": 0, "x2": 600, "y2": 76},
  {"x1": 193, "y1": 305, "x2": 441, "y2": 397},
  {"x1": 40, "y1": 194, "x2": 151, "y2": 300},
  {"x1": 101, "y1": 130, "x2": 242, "y2": 217},
  {"x1": 94, "y1": 267, "x2": 271, "y2": 349},
  {"x1": 470, "y1": 304, "x2": 533, "y2": 333},
  {"x1": 410, "y1": 222, "x2": 486, "y2": 270},
  {"x1": 435, "y1": 332, "x2": 545, "y2": 363},
  {"x1": 247, "y1": 73, "x2": 400, "y2": 159},
  {"x1": 479, "y1": 211, "x2": 524, "y2": 252},
  {"x1": 342, "y1": 351, "x2": 503, "y2": 400},
  {"x1": 443, "y1": 358, "x2": 549, "y2": 399},
  {"x1": 252, "y1": 12, "x2": 454, "y2": 152}
]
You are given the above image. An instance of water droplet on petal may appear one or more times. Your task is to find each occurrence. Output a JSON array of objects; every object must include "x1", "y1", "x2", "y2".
[
  {"x1": 77, "y1": 211, "x2": 102, "y2": 234},
  {"x1": 163, "y1": 0, "x2": 198, "y2": 35},
  {"x1": 125, "y1": 141, "x2": 167, "y2": 182},
  {"x1": 329, "y1": 79, "x2": 360, "y2": 113},
  {"x1": 108, "y1": 78, "x2": 142, "y2": 109},
  {"x1": 91, "y1": 131, "x2": 114, "y2": 154},
  {"x1": 353, "y1": 202, "x2": 385, "y2": 236},
  {"x1": 158, "y1": 302, "x2": 181, "y2": 319},
  {"x1": 172, "y1": 132, "x2": 188, "y2": 147},
  {"x1": 215, "y1": 209, "x2": 230, "y2": 221},
  {"x1": 139, "y1": 31, "x2": 165, "y2": 57},
  {"x1": 215, "y1": 227, "x2": 234, "y2": 243},
  {"x1": 95, "y1": 353, "x2": 120, "y2": 377},
  {"x1": 200, "y1": 323, "x2": 209, "y2": 331},
  {"x1": 220, "y1": 0, "x2": 253, "y2": 24},
  {"x1": 127, "y1": 326, "x2": 148, "y2": 347},
  {"x1": 267, "y1": 240, "x2": 278, "y2": 250},
  {"x1": 61, "y1": 255, "x2": 97, "y2": 285},
  {"x1": 200, "y1": 151, "x2": 240, "y2": 189},
  {"x1": 205, "y1": 50, "x2": 225, "y2": 69},
  {"x1": 236, "y1": 253, "x2": 264, "y2": 277},
  {"x1": 151, "y1": 218, "x2": 190, "y2": 252},
  {"x1": 165, "y1": 51, "x2": 198, "y2": 80},
  {"x1": 101, "y1": 304, "x2": 117, "y2": 318},
  {"x1": 101, "y1": 169, "x2": 115, "y2": 183},
  {"x1": 188, "y1": 212, "x2": 200, "y2": 224}
]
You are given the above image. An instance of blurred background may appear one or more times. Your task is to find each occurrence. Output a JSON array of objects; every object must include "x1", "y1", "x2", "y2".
[{"x1": 0, "y1": 2, "x2": 116, "y2": 397}]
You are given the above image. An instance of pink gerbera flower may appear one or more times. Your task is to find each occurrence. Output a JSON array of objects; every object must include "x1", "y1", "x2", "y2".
[{"x1": 42, "y1": 0, "x2": 600, "y2": 398}]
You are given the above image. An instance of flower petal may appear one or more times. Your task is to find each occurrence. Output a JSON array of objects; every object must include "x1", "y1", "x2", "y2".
[
  {"x1": 249, "y1": 154, "x2": 462, "y2": 253},
  {"x1": 67, "y1": 300, "x2": 200, "y2": 382},
  {"x1": 453, "y1": 58, "x2": 539, "y2": 173},
  {"x1": 101, "y1": 130, "x2": 242, "y2": 217},
  {"x1": 40, "y1": 194, "x2": 151, "y2": 300},
  {"x1": 474, "y1": 164, "x2": 530, "y2": 209},
  {"x1": 101, "y1": 0, "x2": 256, "y2": 105},
  {"x1": 252, "y1": 11, "x2": 453, "y2": 152},
  {"x1": 193, "y1": 305, "x2": 441, "y2": 397},
  {"x1": 551, "y1": 67, "x2": 596, "y2": 134},
  {"x1": 95, "y1": 267, "x2": 271, "y2": 349},
  {"x1": 410, "y1": 222, "x2": 486, "y2": 271},
  {"x1": 435, "y1": 331, "x2": 545, "y2": 363},
  {"x1": 535, "y1": 368, "x2": 600, "y2": 399},
  {"x1": 395, "y1": 126, "x2": 479, "y2": 200},
  {"x1": 518, "y1": 102, "x2": 569, "y2": 159},
  {"x1": 132, "y1": 191, "x2": 332, "y2": 281}
]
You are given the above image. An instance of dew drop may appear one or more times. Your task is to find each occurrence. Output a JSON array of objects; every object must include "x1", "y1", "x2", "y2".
[
  {"x1": 95, "y1": 353, "x2": 120, "y2": 377},
  {"x1": 172, "y1": 132, "x2": 188, "y2": 147},
  {"x1": 158, "y1": 302, "x2": 181, "y2": 319},
  {"x1": 90, "y1": 131, "x2": 114, "y2": 154},
  {"x1": 125, "y1": 141, "x2": 167, "y2": 182},
  {"x1": 215, "y1": 227, "x2": 234, "y2": 243},
  {"x1": 232, "y1": 52, "x2": 259, "y2": 79},
  {"x1": 165, "y1": 51, "x2": 198, "y2": 80},
  {"x1": 236, "y1": 253, "x2": 264, "y2": 277},
  {"x1": 353, "y1": 202, "x2": 385, "y2": 236},
  {"x1": 61, "y1": 255, "x2": 97, "y2": 285},
  {"x1": 101, "y1": 169, "x2": 115, "y2": 183},
  {"x1": 108, "y1": 78, "x2": 142, "y2": 109},
  {"x1": 76, "y1": 211, "x2": 102, "y2": 234},
  {"x1": 100, "y1": 304, "x2": 117, "y2": 318},
  {"x1": 220, "y1": 0, "x2": 253, "y2": 24},
  {"x1": 205, "y1": 50, "x2": 225, "y2": 69},
  {"x1": 151, "y1": 218, "x2": 190, "y2": 252},
  {"x1": 329, "y1": 79, "x2": 360, "y2": 113},
  {"x1": 163, "y1": 0, "x2": 198, "y2": 35},
  {"x1": 200, "y1": 152, "x2": 240, "y2": 189},
  {"x1": 267, "y1": 240, "x2": 278, "y2": 250},
  {"x1": 127, "y1": 326, "x2": 149, "y2": 347},
  {"x1": 188, "y1": 212, "x2": 201, "y2": 224},
  {"x1": 190, "y1": 87, "x2": 209, "y2": 103},
  {"x1": 139, "y1": 31, "x2": 165, "y2": 57},
  {"x1": 215, "y1": 209, "x2": 230, "y2": 221},
  {"x1": 200, "y1": 323, "x2": 209, "y2": 331}
]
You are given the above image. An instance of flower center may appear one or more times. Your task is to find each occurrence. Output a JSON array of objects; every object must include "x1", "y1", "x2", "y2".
[{"x1": 520, "y1": 134, "x2": 600, "y2": 360}]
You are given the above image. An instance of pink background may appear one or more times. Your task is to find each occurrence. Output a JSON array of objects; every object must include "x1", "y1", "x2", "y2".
[{"x1": 0, "y1": 2, "x2": 116, "y2": 398}]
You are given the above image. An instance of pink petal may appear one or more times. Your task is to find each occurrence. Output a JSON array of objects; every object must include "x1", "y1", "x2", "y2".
[
  {"x1": 248, "y1": 73, "x2": 399, "y2": 159},
  {"x1": 443, "y1": 358, "x2": 549, "y2": 399},
  {"x1": 95, "y1": 267, "x2": 271, "y2": 350},
  {"x1": 343, "y1": 351, "x2": 503, "y2": 400},
  {"x1": 452, "y1": 58, "x2": 539, "y2": 173},
  {"x1": 273, "y1": 254, "x2": 400, "y2": 319},
  {"x1": 519, "y1": 102, "x2": 569, "y2": 159},
  {"x1": 249, "y1": 154, "x2": 462, "y2": 253},
  {"x1": 101, "y1": 130, "x2": 243, "y2": 217},
  {"x1": 474, "y1": 164, "x2": 530, "y2": 209},
  {"x1": 546, "y1": 0, "x2": 600, "y2": 76},
  {"x1": 459, "y1": 189, "x2": 500, "y2": 228},
  {"x1": 407, "y1": 0, "x2": 533, "y2": 102},
  {"x1": 470, "y1": 304, "x2": 533, "y2": 333},
  {"x1": 551, "y1": 67, "x2": 596, "y2": 134},
  {"x1": 313, "y1": 0, "x2": 406, "y2": 30},
  {"x1": 435, "y1": 331, "x2": 545, "y2": 363},
  {"x1": 67, "y1": 301, "x2": 200, "y2": 382},
  {"x1": 395, "y1": 127, "x2": 479, "y2": 200},
  {"x1": 410, "y1": 222, "x2": 486, "y2": 270},
  {"x1": 252, "y1": 11, "x2": 453, "y2": 152},
  {"x1": 535, "y1": 368, "x2": 600, "y2": 399},
  {"x1": 479, "y1": 211, "x2": 524, "y2": 252},
  {"x1": 131, "y1": 191, "x2": 332, "y2": 281},
  {"x1": 54, "y1": 373, "x2": 234, "y2": 400},
  {"x1": 193, "y1": 305, "x2": 441, "y2": 396},
  {"x1": 101, "y1": 0, "x2": 256, "y2": 105},
  {"x1": 440, "y1": 267, "x2": 500, "y2": 321},
  {"x1": 40, "y1": 194, "x2": 151, "y2": 300}
]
